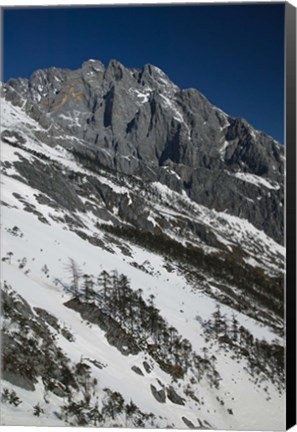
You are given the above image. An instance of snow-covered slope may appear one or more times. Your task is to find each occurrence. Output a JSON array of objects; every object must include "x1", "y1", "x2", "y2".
[{"x1": 0, "y1": 88, "x2": 285, "y2": 429}]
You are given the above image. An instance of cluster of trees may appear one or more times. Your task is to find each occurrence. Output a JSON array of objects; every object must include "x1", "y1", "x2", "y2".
[
  {"x1": 2, "y1": 282, "x2": 77, "y2": 398},
  {"x1": 1, "y1": 388, "x2": 22, "y2": 406},
  {"x1": 101, "y1": 223, "x2": 284, "y2": 320},
  {"x1": 202, "y1": 305, "x2": 284, "y2": 391},
  {"x1": 59, "y1": 359, "x2": 155, "y2": 427},
  {"x1": 63, "y1": 259, "x2": 220, "y2": 386},
  {"x1": 2, "y1": 283, "x2": 155, "y2": 427}
]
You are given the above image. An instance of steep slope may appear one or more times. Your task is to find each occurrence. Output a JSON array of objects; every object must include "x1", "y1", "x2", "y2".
[
  {"x1": 4, "y1": 59, "x2": 284, "y2": 243},
  {"x1": 0, "y1": 60, "x2": 285, "y2": 429}
]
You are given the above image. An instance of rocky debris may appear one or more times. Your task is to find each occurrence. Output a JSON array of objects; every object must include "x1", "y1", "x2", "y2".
[
  {"x1": 166, "y1": 386, "x2": 185, "y2": 405},
  {"x1": 143, "y1": 361, "x2": 152, "y2": 374},
  {"x1": 197, "y1": 418, "x2": 212, "y2": 429},
  {"x1": 131, "y1": 366, "x2": 144, "y2": 376},
  {"x1": 64, "y1": 298, "x2": 141, "y2": 356},
  {"x1": 150, "y1": 385, "x2": 166, "y2": 403},
  {"x1": 34, "y1": 307, "x2": 74, "y2": 341},
  {"x1": 47, "y1": 380, "x2": 69, "y2": 398},
  {"x1": 1, "y1": 285, "x2": 76, "y2": 393},
  {"x1": 1, "y1": 129, "x2": 26, "y2": 147},
  {"x1": 12, "y1": 192, "x2": 50, "y2": 225},
  {"x1": 87, "y1": 358, "x2": 106, "y2": 370},
  {"x1": 182, "y1": 416, "x2": 195, "y2": 428}
]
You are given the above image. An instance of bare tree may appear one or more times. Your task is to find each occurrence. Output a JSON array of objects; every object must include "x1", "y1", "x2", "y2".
[{"x1": 65, "y1": 258, "x2": 82, "y2": 296}]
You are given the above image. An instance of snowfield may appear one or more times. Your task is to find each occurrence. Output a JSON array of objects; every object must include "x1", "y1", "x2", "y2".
[
  {"x1": 1, "y1": 200, "x2": 285, "y2": 429},
  {"x1": 0, "y1": 94, "x2": 285, "y2": 429}
]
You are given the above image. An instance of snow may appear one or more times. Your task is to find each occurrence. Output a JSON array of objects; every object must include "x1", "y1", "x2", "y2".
[
  {"x1": 2, "y1": 135, "x2": 18, "y2": 144},
  {"x1": 160, "y1": 94, "x2": 180, "y2": 119},
  {"x1": 147, "y1": 214, "x2": 157, "y2": 227},
  {"x1": 1, "y1": 200, "x2": 285, "y2": 429},
  {"x1": 1, "y1": 96, "x2": 42, "y2": 131},
  {"x1": 232, "y1": 172, "x2": 281, "y2": 191},
  {"x1": 1, "y1": 379, "x2": 65, "y2": 426},
  {"x1": 151, "y1": 181, "x2": 284, "y2": 274},
  {"x1": 0, "y1": 94, "x2": 285, "y2": 429},
  {"x1": 219, "y1": 140, "x2": 230, "y2": 159},
  {"x1": 128, "y1": 87, "x2": 152, "y2": 105},
  {"x1": 162, "y1": 166, "x2": 181, "y2": 180},
  {"x1": 58, "y1": 110, "x2": 82, "y2": 128},
  {"x1": 243, "y1": 256, "x2": 260, "y2": 268},
  {"x1": 159, "y1": 94, "x2": 191, "y2": 139}
]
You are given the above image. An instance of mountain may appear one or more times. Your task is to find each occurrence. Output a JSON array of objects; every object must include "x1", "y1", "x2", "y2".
[
  {"x1": 5, "y1": 59, "x2": 284, "y2": 243},
  {"x1": 0, "y1": 59, "x2": 285, "y2": 429}
]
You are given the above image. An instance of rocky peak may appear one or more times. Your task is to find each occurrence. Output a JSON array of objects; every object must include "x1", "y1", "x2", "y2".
[
  {"x1": 81, "y1": 58, "x2": 105, "y2": 72},
  {"x1": 2, "y1": 58, "x2": 284, "y2": 243}
]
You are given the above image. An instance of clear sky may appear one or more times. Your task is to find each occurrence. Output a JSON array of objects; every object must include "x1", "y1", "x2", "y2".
[{"x1": 2, "y1": 4, "x2": 285, "y2": 142}]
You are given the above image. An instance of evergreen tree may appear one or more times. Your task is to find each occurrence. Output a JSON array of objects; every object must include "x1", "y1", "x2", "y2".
[
  {"x1": 98, "y1": 270, "x2": 111, "y2": 308},
  {"x1": 33, "y1": 403, "x2": 44, "y2": 417},
  {"x1": 125, "y1": 400, "x2": 137, "y2": 426},
  {"x1": 231, "y1": 313, "x2": 239, "y2": 342},
  {"x1": 82, "y1": 274, "x2": 94, "y2": 301}
]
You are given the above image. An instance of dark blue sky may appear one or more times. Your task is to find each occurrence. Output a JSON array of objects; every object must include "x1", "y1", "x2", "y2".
[{"x1": 3, "y1": 4, "x2": 285, "y2": 142}]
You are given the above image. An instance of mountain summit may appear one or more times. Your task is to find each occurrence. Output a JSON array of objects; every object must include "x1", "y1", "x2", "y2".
[
  {"x1": 1, "y1": 59, "x2": 285, "y2": 428},
  {"x1": 4, "y1": 59, "x2": 284, "y2": 243}
]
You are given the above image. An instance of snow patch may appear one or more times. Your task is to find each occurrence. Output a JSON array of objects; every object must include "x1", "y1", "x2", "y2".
[{"x1": 232, "y1": 172, "x2": 280, "y2": 190}]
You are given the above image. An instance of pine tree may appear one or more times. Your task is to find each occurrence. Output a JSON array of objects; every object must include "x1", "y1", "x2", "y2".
[
  {"x1": 98, "y1": 270, "x2": 111, "y2": 309},
  {"x1": 231, "y1": 313, "x2": 239, "y2": 342},
  {"x1": 33, "y1": 403, "x2": 44, "y2": 417},
  {"x1": 213, "y1": 304, "x2": 222, "y2": 336},
  {"x1": 125, "y1": 400, "x2": 137, "y2": 426},
  {"x1": 7, "y1": 251, "x2": 13, "y2": 264},
  {"x1": 83, "y1": 274, "x2": 94, "y2": 301},
  {"x1": 117, "y1": 274, "x2": 129, "y2": 322},
  {"x1": 89, "y1": 402, "x2": 103, "y2": 426}
]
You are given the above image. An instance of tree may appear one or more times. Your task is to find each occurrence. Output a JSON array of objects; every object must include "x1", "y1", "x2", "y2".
[
  {"x1": 2, "y1": 389, "x2": 22, "y2": 406},
  {"x1": 7, "y1": 252, "x2": 13, "y2": 264},
  {"x1": 82, "y1": 274, "x2": 94, "y2": 301},
  {"x1": 117, "y1": 274, "x2": 130, "y2": 323},
  {"x1": 210, "y1": 354, "x2": 217, "y2": 369},
  {"x1": 148, "y1": 294, "x2": 155, "y2": 308},
  {"x1": 181, "y1": 339, "x2": 192, "y2": 368},
  {"x1": 41, "y1": 264, "x2": 49, "y2": 276},
  {"x1": 33, "y1": 403, "x2": 44, "y2": 417},
  {"x1": 65, "y1": 258, "x2": 82, "y2": 296},
  {"x1": 231, "y1": 314, "x2": 239, "y2": 342},
  {"x1": 213, "y1": 304, "x2": 222, "y2": 336},
  {"x1": 102, "y1": 390, "x2": 124, "y2": 420},
  {"x1": 111, "y1": 270, "x2": 120, "y2": 318},
  {"x1": 75, "y1": 361, "x2": 92, "y2": 406},
  {"x1": 89, "y1": 402, "x2": 103, "y2": 426},
  {"x1": 173, "y1": 335, "x2": 183, "y2": 365},
  {"x1": 97, "y1": 270, "x2": 111, "y2": 307},
  {"x1": 125, "y1": 400, "x2": 138, "y2": 426},
  {"x1": 168, "y1": 326, "x2": 177, "y2": 353}
]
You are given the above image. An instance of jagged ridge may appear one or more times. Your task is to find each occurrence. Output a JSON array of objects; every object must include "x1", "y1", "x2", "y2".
[{"x1": 3, "y1": 59, "x2": 284, "y2": 243}]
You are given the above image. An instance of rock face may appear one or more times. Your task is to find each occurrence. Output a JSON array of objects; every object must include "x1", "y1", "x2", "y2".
[
  {"x1": 1, "y1": 287, "x2": 76, "y2": 393},
  {"x1": 166, "y1": 386, "x2": 185, "y2": 405},
  {"x1": 64, "y1": 298, "x2": 141, "y2": 356},
  {"x1": 150, "y1": 384, "x2": 166, "y2": 403},
  {"x1": 3, "y1": 58, "x2": 284, "y2": 243},
  {"x1": 0, "y1": 60, "x2": 286, "y2": 429}
]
